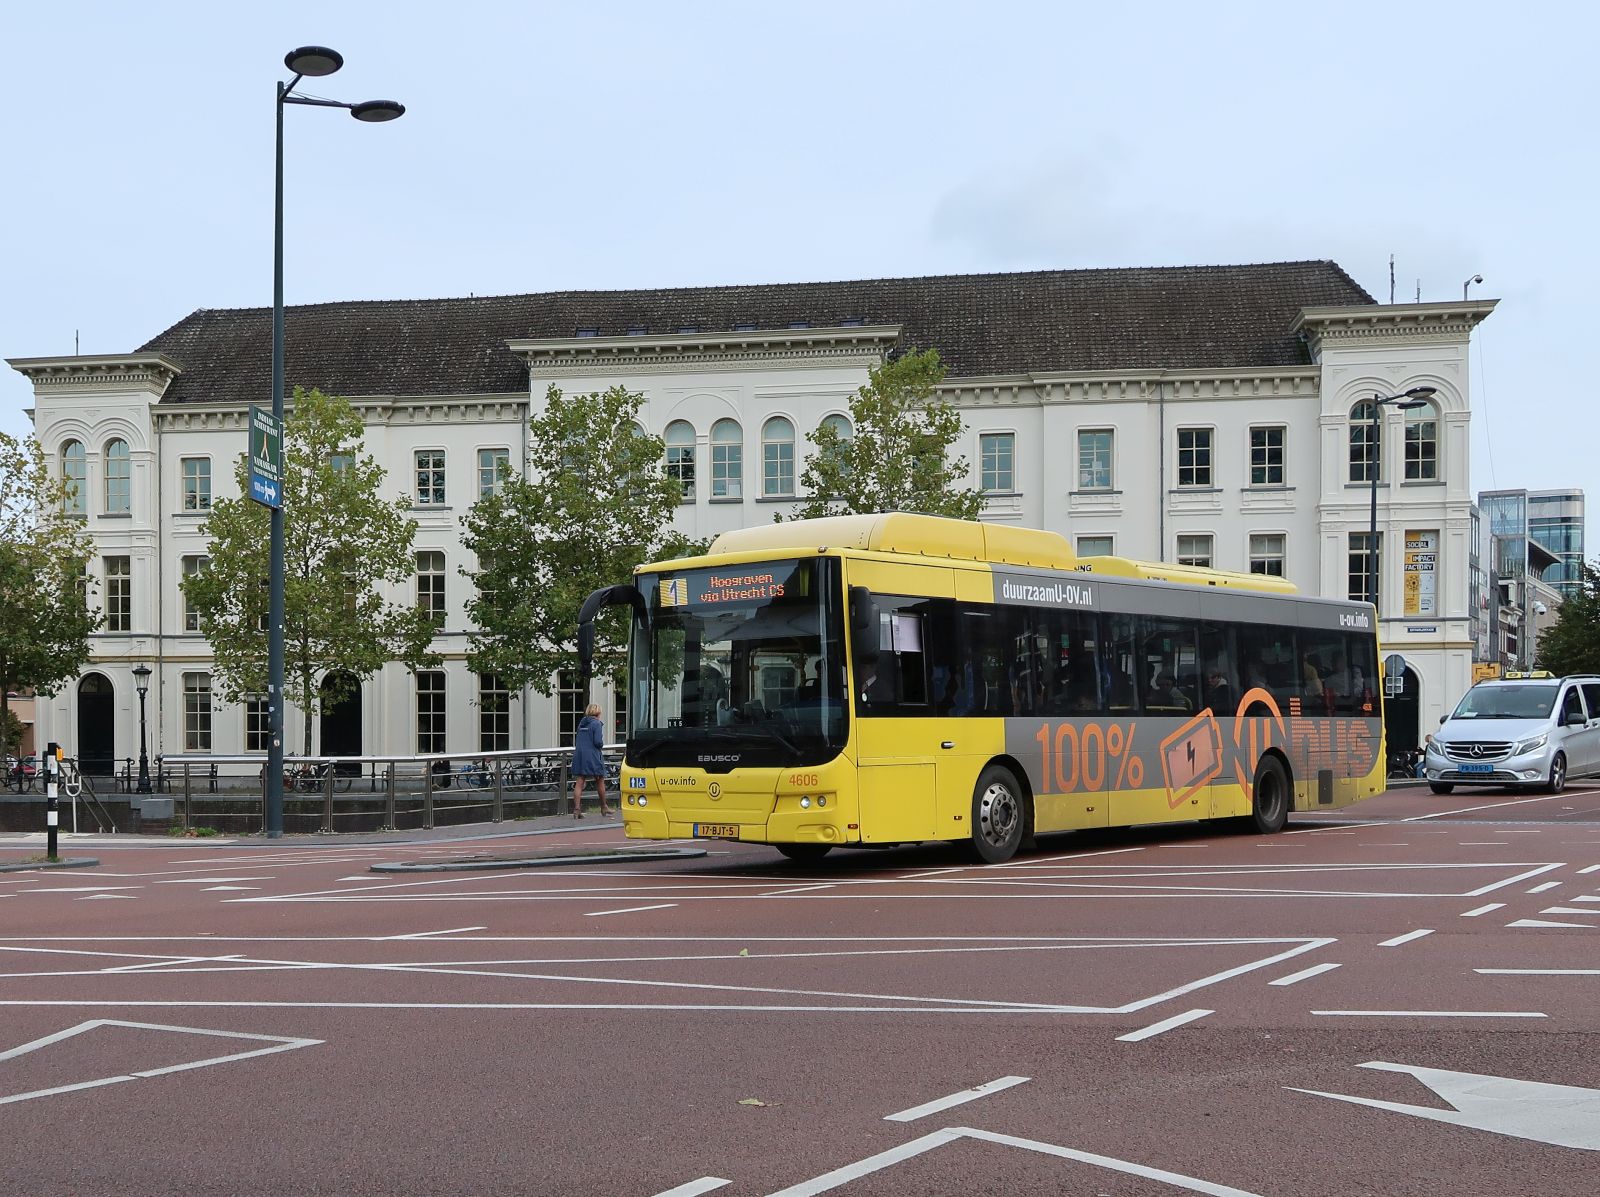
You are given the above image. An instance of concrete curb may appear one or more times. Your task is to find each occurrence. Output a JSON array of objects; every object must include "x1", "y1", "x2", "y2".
[
  {"x1": 371, "y1": 847, "x2": 707, "y2": 872},
  {"x1": 0, "y1": 857, "x2": 102, "y2": 872}
]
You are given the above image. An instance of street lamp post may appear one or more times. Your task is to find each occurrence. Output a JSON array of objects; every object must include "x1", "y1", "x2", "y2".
[
  {"x1": 132, "y1": 663, "x2": 152, "y2": 794},
  {"x1": 1365, "y1": 386, "x2": 1439, "y2": 619},
  {"x1": 265, "y1": 48, "x2": 403, "y2": 838}
]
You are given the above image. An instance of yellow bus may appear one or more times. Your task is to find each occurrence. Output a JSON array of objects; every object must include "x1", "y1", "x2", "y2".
[{"x1": 578, "y1": 513, "x2": 1384, "y2": 864}]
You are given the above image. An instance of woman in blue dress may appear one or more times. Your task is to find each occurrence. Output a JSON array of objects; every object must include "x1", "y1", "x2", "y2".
[{"x1": 571, "y1": 702, "x2": 609, "y2": 818}]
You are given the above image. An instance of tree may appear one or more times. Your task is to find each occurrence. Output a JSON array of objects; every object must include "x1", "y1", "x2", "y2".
[
  {"x1": 1535, "y1": 561, "x2": 1600, "y2": 675},
  {"x1": 464, "y1": 384, "x2": 700, "y2": 695},
  {"x1": 0, "y1": 431, "x2": 99, "y2": 766},
  {"x1": 184, "y1": 388, "x2": 439, "y2": 755},
  {"x1": 789, "y1": 348, "x2": 984, "y2": 520}
]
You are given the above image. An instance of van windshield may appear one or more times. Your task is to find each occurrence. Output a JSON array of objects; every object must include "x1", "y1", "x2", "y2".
[{"x1": 1450, "y1": 684, "x2": 1559, "y2": 720}]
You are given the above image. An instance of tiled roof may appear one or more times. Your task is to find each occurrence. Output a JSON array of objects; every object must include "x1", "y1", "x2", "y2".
[{"x1": 138, "y1": 261, "x2": 1373, "y2": 406}]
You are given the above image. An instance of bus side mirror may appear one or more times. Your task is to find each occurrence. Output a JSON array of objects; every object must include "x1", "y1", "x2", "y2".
[
  {"x1": 577, "y1": 624, "x2": 595, "y2": 680},
  {"x1": 849, "y1": 585, "x2": 879, "y2": 667},
  {"x1": 577, "y1": 583, "x2": 647, "y2": 680}
]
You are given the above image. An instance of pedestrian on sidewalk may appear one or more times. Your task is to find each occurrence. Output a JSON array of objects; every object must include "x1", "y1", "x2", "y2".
[{"x1": 571, "y1": 702, "x2": 609, "y2": 818}]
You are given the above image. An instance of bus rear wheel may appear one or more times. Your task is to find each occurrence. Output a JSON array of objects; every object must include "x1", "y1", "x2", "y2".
[
  {"x1": 775, "y1": 844, "x2": 833, "y2": 864},
  {"x1": 1242, "y1": 755, "x2": 1290, "y2": 835},
  {"x1": 969, "y1": 765, "x2": 1027, "y2": 864}
]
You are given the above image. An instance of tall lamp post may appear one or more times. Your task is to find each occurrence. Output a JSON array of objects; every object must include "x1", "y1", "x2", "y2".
[
  {"x1": 1365, "y1": 386, "x2": 1439, "y2": 618},
  {"x1": 132, "y1": 663, "x2": 152, "y2": 794},
  {"x1": 265, "y1": 47, "x2": 404, "y2": 838}
]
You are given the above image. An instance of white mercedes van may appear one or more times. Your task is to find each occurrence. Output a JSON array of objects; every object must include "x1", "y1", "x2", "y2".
[{"x1": 1424, "y1": 674, "x2": 1600, "y2": 795}]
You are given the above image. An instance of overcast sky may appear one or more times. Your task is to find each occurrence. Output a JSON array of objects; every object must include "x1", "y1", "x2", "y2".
[{"x1": 2, "y1": 1, "x2": 1589, "y2": 548}]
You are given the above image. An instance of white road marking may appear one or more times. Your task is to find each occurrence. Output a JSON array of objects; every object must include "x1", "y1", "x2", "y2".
[
  {"x1": 1477, "y1": 968, "x2": 1600, "y2": 975},
  {"x1": 1571, "y1": 895, "x2": 1600, "y2": 903},
  {"x1": 202, "y1": 886, "x2": 259, "y2": 892},
  {"x1": 1539, "y1": 907, "x2": 1600, "y2": 917},
  {"x1": 1526, "y1": 881, "x2": 1561, "y2": 893},
  {"x1": 584, "y1": 904, "x2": 678, "y2": 917},
  {"x1": 1465, "y1": 863, "x2": 1565, "y2": 895},
  {"x1": 1402, "y1": 793, "x2": 1582, "y2": 821},
  {"x1": 1291, "y1": 1061, "x2": 1600, "y2": 1151},
  {"x1": 1117, "y1": 1008, "x2": 1213, "y2": 1041},
  {"x1": 1269, "y1": 963, "x2": 1341, "y2": 987},
  {"x1": 761, "y1": 884, "x2": 836, "y2": 896},
  {"x1": 157, "y1": 877, "x2": 272, "y2": 885},
  {"x1": 649, "y1": 1179, "x2": 729, "y2": 1197},
  {"x1": 384, "y1": 926, "x2": 488, "y2": 940},
  {"x1": 1461, "y1": 842, "x2": 1510, "y2": 847},
  {"x1": 1577, "y1": 864, "x2": 1600, "y2": 874},
  {"x1": 883, "y1": 1075, "x2": 1030, "y2": 1122},
  {"x1": 1312, "y1": 1010, "x2": 1546, "y2": 1018},
  {"x1": 1378, "y1": 929, "x2": 1434, "y2": 947},
  {"x1": 21, "y1": 886, "x2": 141, "y2": 893},
  {"x1": 1461, "y1": 904, "x2": 1505, "y2": 917},
  {"x1": 77, "y1": 895, "x2": 135, "y2": 900},
  {"x1": 764, "y1": 1126, "x2": 1267, "y2": 1197},
  {"x1": 1509, "y1": 918, "x2": 1594, "y2": 928}
]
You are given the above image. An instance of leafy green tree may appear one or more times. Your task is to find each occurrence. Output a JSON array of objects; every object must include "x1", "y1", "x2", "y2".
[
  {"x1": 1535, "y1": 561, "x2": 1600, "y2": 675},
  {"x1": 464, "y1": 384, "x2": 701, "y2": 695},
  {"x1": 184, "y1": 388, "x2": 439, "y2": 755},
  {"x1": 0, "y1": 431, "x2": 98, "y2": 766},
  {"x1": 790, "y1": 348, "x2": 984, "y2": 520}
]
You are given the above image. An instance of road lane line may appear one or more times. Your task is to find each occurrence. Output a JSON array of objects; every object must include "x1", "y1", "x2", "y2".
[
  {"x1": 1269, "y1": 963, "x2": 1341, "y2": 986},
  {"x1": 384, "y1": 926, "x2": 487, "y2": 940},
  {"x1": 1313, "y1": 1010, "x2": 1546, "y2": 1018},
  {"x1": 1578, "y1": 864, "x2": 1600, "y2": 874},
  {"x1": 1572, "y1": 895, "x2": 1600, "y2": 903},
  {"x1": 1526, "y1": 882, "x2": 1561, "y2": 893},
  {"x1": 649, "y1": 1179, "x2": 729, "y2": 1197},
  {"x1": 1461, "y1": 904, "x2": 1505, "y2": 917},
  {"x1": 1466, "y1": 863, "x2": 1563, "y2": 895},
  {"x1": 1378, "y1": 929, "x2": 1434, "y2": 947},
  {"x1": 762, "y1": 884, "x2": 836, "y2": 896},
  {"x1": 1539, "y1": 907, "x2": 1600, "y2": 917},
  {"x1": 1509, "y1": 918, "x2": 1593, "y2": 928},
  {"x1": 1117, "y1": 1008, "x2": 1213, "y2": 1041},
  {"x1": 1402, "y1": 793, "x2": 1582, "y2": 821},
  {"x1": 584, "y1": 903, "x2": 678, "y2": 917},
  {"x1": 1477, "y1": 968, "x2": 1600, "y2": 975},
  {"x1": 883, "y1": 1075, "x2": 1030, "y2": 1122}
]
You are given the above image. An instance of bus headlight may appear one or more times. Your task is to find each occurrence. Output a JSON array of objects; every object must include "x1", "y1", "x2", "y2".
[
  {"x1": 800, "y1": 797, "x2": 811, "y2": 809},
  {"x1": 638, "y1": 796, "x2": 648, "y2": 807}
]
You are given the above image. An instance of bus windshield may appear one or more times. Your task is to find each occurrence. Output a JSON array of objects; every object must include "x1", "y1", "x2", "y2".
[{"x1": 627, "y1": 557, "x2": 847, "y2": 769}]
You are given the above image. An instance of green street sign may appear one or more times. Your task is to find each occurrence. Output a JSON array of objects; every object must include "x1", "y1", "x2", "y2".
[{"x1": 249, "y1": 406, "x2": 283, "y2": 508}]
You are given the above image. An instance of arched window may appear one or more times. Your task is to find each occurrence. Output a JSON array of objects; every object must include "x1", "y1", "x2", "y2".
[
  {"x1": 664, "y1": 420, "x2": 695, "y2": 501},
  {"x1": 1404, "y1": 403, "x2": 1439, "y2": 481},
  {"x1": 1347, "y1": 401, "x2": 1378, "y2": 484},
  {"x1": 61, "y1": 439, "x2": 86, "y2": 516},
  {"x1": 711, "y1": 419, "x2": 742, "y2": 500},
  {"x1": 104, "y1": 438, "x2": 131, "y2": 513},
  {"x1": 818, "y1": 413, "x2": 852, "y2": 481},
  {"x1": 762, "y1": 416, "x2": 795, "y2": 498}
]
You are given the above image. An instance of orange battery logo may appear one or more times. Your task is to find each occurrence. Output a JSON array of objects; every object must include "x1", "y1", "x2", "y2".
[{"x1": 1160, "y1": 710, "x2": 1224, "y2": 809}]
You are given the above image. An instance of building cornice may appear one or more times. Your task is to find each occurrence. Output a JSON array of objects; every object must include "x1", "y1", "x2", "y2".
[
  {"x1": 1292, "y1": 300, "x2": 1497, "y2": 350},
  {"x1": 7, "y1": 353, "x2": 183, "y2": 398},
  {"x1": 151, "y1": 393, "x2": 527, "y2": 432},
  {"x1": 941, "y1": 365, "x2": 1321, "y2": 407},
  {"x1": 508, "y1": 325, "x2": 902, "y2": 375}
]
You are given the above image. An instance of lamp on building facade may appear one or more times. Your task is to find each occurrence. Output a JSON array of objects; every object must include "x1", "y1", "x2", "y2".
[
  {"x1": 132, "y1": 663, "x2": 152, "y2": 794},
  {"x1": 1366, "y1": 387, "x2": 1438, "y2": 617},
  {"x1": 265, "y1": 48, "x2": 403, "y2": 838}
]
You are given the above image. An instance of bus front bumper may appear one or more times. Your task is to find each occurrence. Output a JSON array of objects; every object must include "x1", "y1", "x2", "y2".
[{"x1": 622, "y1": 803, "x2": 851, "y2": 845}]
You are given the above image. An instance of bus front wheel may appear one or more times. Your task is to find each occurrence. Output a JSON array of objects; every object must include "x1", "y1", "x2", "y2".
[
  {"x1": 775, "y1": 844, "x2": 833, "y2": 864},
  {"x1": 969, "y1": 765, "x2": 1027, "y2": 864},
  {"x1": 1244, "y1": 756, "x2": 1290, "y2": 835}
]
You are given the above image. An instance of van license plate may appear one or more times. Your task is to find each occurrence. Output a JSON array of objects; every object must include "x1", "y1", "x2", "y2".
[
  {"x1": 1458, "y1": 763, "x2": 1493, "y2": 774},
  {"x1": 694, "y1": 823, "x2": 740, "y2": 839}
]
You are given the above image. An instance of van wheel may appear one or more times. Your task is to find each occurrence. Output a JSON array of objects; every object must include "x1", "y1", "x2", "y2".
[
  {"x1": 969, "y1": 765, "x2": 1027, "y2": 864},
  {"x1": 1244, "y1": 756, "x2": 1290, "y2": 834},
  {"x1": 1546, "y1": 754, "x2": 1567, "y2": 794},
  {"x1": 1429, "y1": 783, "x2": 1455, "y2": 795},
  {"x1": 775, "y1": 844, "x2": 833, "y2": 864}
]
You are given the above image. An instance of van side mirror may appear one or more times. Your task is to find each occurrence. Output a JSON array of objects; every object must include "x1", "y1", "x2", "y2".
[{"x1": 1439, "y1": 714, "x2": 1448, "y2": 725}]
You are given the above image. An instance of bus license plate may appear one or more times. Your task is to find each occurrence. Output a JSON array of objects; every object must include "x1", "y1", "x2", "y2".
[
  {"x1": 1458, "y1": 763, "x2": 1493, "y2": 774},
  {"x1": 694, "y1": 823, "x2": 740, "y2": 839}
]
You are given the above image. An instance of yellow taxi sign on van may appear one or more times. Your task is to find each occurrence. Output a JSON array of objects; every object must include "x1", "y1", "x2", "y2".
[{"x1": 1501, "y1": 670, "x2": 1553, "y2": 679}]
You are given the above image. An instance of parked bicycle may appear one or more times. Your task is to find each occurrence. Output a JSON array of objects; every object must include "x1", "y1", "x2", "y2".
[
  {"x1": 283, "y1": 763, "x2": 354, "y2": 794},
  {"x1": 3, "y1": 755, "x2": 36, "y2": 793}
]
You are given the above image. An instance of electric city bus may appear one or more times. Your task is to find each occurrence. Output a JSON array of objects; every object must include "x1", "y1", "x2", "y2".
[{"x1": 577, "y1": 513, "x2": 1384, "y2": 864}]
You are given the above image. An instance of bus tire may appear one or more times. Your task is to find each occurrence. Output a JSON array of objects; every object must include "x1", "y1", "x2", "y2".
[
  {"x1": 775, "y1": 844, "x2": 833, "y2": 864},
  {"x1": 1429, "y1": 783, "x2": 1455, "y2": 795},
  {"x1": 1245, "y1": 755, "x2": 1290, "y2": 835},
  {"x1": 969, "y1": 764, "x2": 1027, "y2": 864}
]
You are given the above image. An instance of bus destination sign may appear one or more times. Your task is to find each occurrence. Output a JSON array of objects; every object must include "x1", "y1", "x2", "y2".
[{"x1": 657, "y1": 563, "x2": 803, "y2": 609}]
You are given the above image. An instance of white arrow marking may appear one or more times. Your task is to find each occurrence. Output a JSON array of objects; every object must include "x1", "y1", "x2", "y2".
[{"x1": 1290, "y1": 1061, "x2": 1600, "y2": 1150}]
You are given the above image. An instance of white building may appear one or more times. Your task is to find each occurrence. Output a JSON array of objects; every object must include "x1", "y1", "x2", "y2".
[{"x1": 9, "y1": 262, "x2": 1496, "y2": 773}]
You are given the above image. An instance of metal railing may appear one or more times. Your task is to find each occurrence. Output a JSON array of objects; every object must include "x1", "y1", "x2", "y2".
[{"x1": 156, "y1": 745, "x2": 623, "y2": 835}]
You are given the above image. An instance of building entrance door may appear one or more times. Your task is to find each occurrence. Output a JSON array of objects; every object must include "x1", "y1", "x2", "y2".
[
  {"x1": 77, "y1": 673, "x2": 115, "y2": 776},
  {"x1": 319, "y1": 672, "x2": 362, "y2": 774},
  {"x1": 1384, "y1": 666, "x2": 1421, "y2": 757}
]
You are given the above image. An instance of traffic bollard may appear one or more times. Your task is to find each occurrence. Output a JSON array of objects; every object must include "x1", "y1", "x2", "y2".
[{"x1": 44, "y1": 741, "x2": 59, "y2": 860}]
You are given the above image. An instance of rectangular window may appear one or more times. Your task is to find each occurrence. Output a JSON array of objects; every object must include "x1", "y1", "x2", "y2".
[
  {"x1": 414, "y1": 450, "x2": 446, "y2": 505},
  {"x1": 477, "y1": 448, "x2": 511, "y2": 497},
  {"x1": 763, "y1": 439, "x2": 794, "y2": 497},
  {"x1": 416, "y1": 551, "x2": 446, "y2": 625},
  {"x1": 711, "y1": 443, "x2": 742, "y2": 499},
  {"x1": 1249, "y1": 426, "x2": 1285, "y2": 486},
  {"x1": 1077, "y1": 429, "x2": 1113, "y2": 490},
  {"x1": 557, "y1": 669, "x2": 585, "y2": 747},
  {"x1": 478, "y1": 673, "x2": 510, "y2": 752},
  {"x1": 980, "y1": 433, "x2": 1015, "y2": 492},
  {"x1": 1176, "y1": 533, "x2": 1214, "y2": 568},
  {"x1": 1249, "y1": 533, "x2": 1286, "y2": 577},
  {"x1": 667, "y1": 443, "x2": 695, "y2": 501},
  {"x1": 245, "y1": 696, "x2": 270, "y2": 753},
  {"x1": 1404, "y1": 417, "x2": 1438, "y2": 481},
  {"x1": 105, "y1": 556, "x2": 131, "y2": 632},
  {"x1": 183, "y1": 672, "x2": 212, "y2": 751},
  {"x1": 1177, "y1": 428, "x2": 1213, "y2": 487},
  {"x1": 180, "y1": 457, "x2": 212, "y2": 511},
  {"x1": 1076, "y1": 535, "x2": 1113, "y2": 558},
  {"x1": 416, "y1": 671, "x2": 446, "y2": 754},
  {"x1": 1348, "y1": 532, "x2": 1379, "y2": 604},
  {"x1": 182, "y1": 555, "x2": 208, "y2": 632}
]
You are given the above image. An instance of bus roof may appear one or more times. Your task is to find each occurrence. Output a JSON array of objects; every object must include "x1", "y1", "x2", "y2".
[{"x1": 706, "y1": 513, "x2": 1296, "y2": 595}]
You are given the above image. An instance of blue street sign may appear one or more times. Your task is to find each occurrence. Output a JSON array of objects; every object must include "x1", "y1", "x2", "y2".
[{"x1": 249, "y1": 406, "x2": 283, "y2": 510}]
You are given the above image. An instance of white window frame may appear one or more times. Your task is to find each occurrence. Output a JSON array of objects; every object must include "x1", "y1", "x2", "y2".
[
  {"x1": 761, "y1": 416, "x2": 796, "y2": 498},
  {"x1": 979, "y1": 431, "x2": 1016, "y2": 493},
  {"x1": 1077, "y1": 429, "x2": 1113, "y2": 491},
  {"x1": 710, "y1": 419, "x2": 743, "y2": 500},
  {"x1": 477, "y1": 447, "x2": 511, "y2": 497},
  {"x1": 1176, "y1": 428, "x2": 1213, "y2": 488},
  {"x1": 1248, "y1": 426, "x2": 1285, "y2": 487},
  {"x1": 1176, "y1": 533, "x2": 1214, "y2": 568},
  {"x1": 1248, "y1": 533, "x2": 1286, "y2": 577},
  {"x1": 414, "y1": 449, "x2": 446, "y2": 506}
]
